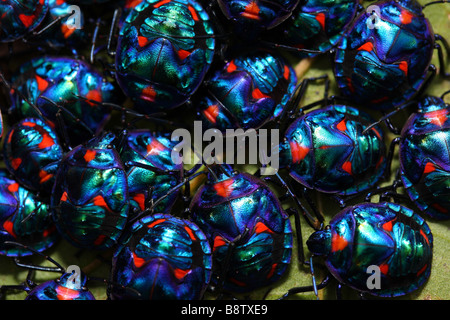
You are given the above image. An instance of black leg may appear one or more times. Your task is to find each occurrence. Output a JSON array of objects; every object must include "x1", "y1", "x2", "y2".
[{"x1": 434, "y1": 34, "x2": 450, "y2": 78}]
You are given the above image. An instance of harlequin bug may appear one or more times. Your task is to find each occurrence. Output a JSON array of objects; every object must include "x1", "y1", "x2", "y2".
[
  {"x1": 109, "y1": 213, "x2": 212, "y2": 300},
  {"x1": 282, "y1": 202, "x2": 433, "y2": 298},
  {"x1": 0, "y1": 169, "x2": 58, "y2": 257},
  {"x1": 333, "y1": 0, "x2": 450, "y2": 111}
]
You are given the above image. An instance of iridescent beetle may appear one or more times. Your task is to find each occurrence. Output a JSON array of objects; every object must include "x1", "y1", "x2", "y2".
[
  {"x1": 204, "y1": 0, "x2": 300, "y2": 38},
  {"x1": 8, "y1": 56, "x2": 116, "y2": 147},
  {"x1": 277, "y1": 103, "x2": 387, "y2": 213},
  {"x1": 118, "y1": 129, "x2": 184, "y2": 216},
  {"x1": 334, "y1": 0, "x2": 450, "y2": 111},
  {"x1": 397, "y1": 94, "x2": 450, "y2": 220},
  {"x1": 271, "y1": 0, "x2": 359, "y2": 58},
  {"x1": 3, "y1": 118, "x2": 64, "y2": 198},
  {"x1": 50, "y1": 132, "x2": 129, "y2": 251},
  {"x1": 108, "y1": 213, "x2": 212, "y2": 300},
  {"x1": 290, "y1": 202, "x2": 433, "y2": 298},
  {"x1": 115, "y1": 0, "x2": 216, "y2": 114},
  {"x1": 367, "y1": 93, "x2": 450, "y2": 220},
  {"x1": 189, "y1": 164, "x2": 293, "y2": 293},
  {"x1": 0, "y1": 242, "x2": 96, "y2": 300},
  {"x1": 0, "y1": 170, "x2": 58, "y2": 257},
  {"x1": 197, "y1": 49, "x2": 298, "y2": 131},
  {"x1": 0, "y1": 0, "x2": 49, "y2": 43},
  {"x1": 29, "y1": 0, "x2": 87, "y2": 49}
]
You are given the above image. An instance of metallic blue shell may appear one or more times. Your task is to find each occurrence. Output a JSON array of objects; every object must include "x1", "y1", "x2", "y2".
[
  {"x1": 9, "y1": 56, "x2": 116, "y2": 146},
  {"x1": 110, "y1": 213, "x2": 212, "y2": 300},
  {"x1": 3, "y1": 118, "x2": 63, "y2": 197},
  {"x1": 399, "y1": 96, "x2": 450, "y2": 220},
  {"x1": 0, "y1": 0, "x2": 49, "y2": 42},
  {"x1": 198, "y1": 50, "x2": 297, "y2": 130},
  {"x1": 279, "y1": 105, "x2": 386, "y2": 195},
  {"x1": 25, "y1": 273, "x2": 95, "y2": 300},
  {"x1": 216, "y1": 0, "x2": 300, "y2": 34},
  {"x1": 276, "y1": 0, "x2": 359, "y2": 58},
  {"x1": 0, "y1": 169, "x2": 58, "y2": 257},
  {"x1": 51, "y1": 132, "x2": 129, "y2": 250},
  {"x1": 190, "y1": 167, "x2": 293, "y2": 292},
  {"x1": 307, "y1": 202, "x2": 433, "y2": 297},
  {"x1": 119, "y1": 129, "x2": 183, "y2": 215},
  {"x1": 115, "y1": 0, "x2": 215, "y2": 114},
  {"x1": 334, "y1": 0, "x2": 434, "y2": 111},
  {"x1": 30, "y1": 0, "x2": 86, "y2": 48}
]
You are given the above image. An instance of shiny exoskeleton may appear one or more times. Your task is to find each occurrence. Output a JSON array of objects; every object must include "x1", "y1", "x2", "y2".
[{"x1": 307, "y1": 202, "x2": 433, "y2": 297}]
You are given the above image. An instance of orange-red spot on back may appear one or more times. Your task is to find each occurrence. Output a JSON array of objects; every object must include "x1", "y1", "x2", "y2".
[
  {"x1": 11, "y1": 158, "x2": 22, "y2": 170},
  {"x1": 255, "y1": 221, "x2": 274, "y2": 234},
  {"x1": 19, "y1": 14, "x2": 34, "y2": 28},
  {"x1": 147, "y1": 218, "x2": 166, "y2": 229},
  {"x1": 35, "y1": 75, "x2": 49, "y2": 91},
  {"x1": 400, "y1": 9, "x2": 414, "y2": 24},
  {"x1": 420, "y1": 229, "x2": 430, "y2": 246},
  {"x1": 3, "y1": 220, "x2": 16, "y2": 238},
  {"x1": 138, "y1": 36, "x2": 149, "y2": 47},
  {"x1": 425, "y1": 109, "x2": 449, "y2": 127},
  {"x1": 188, "y1": 5, "x2": 199, "y2": 21},
  {"x1": 242, "y1": 1, "x2": 260, "y2": 20},
  {"x1": 132, "y1": 252, "x2": 146, "y2": 268},
  {"x1": 416, "y1": 264, "x2": 428, "y2": 277},
  {"x1": 213, "y1": 179, "x2": 234, "y2": 197},
  {"x1": 283, "y1": 65, "x2": 290, "y2": 80},
  {"x1": 84, "y1": 150, "x2": 96, "y2": 162},
  {"x1": 43, "y1": 225, "x2": 56, "y2": 238},
  {"x1": 331, "y1": 233, "x2": 348, "y2": 252},
  {"x1": 184, "y1": 226, "x2": 196, "y2": 241},
  {"x1": 398, "y1": 61, "x2": 408, "y2": 76},
  {"x1": 94, "y1": 234, "x2": 106, "y2": 246},
  {"x1": 290, "y1": 141, "x2": 309, "y2": 163},
  {"x1": 146, "y1": 139, "x2": 165, "y2": 155},
  {"x1": 38, "y1": 133, "x2": 54, "y2": 149},
  {"x1": 61, "y1": 24, "x2": 76, "y2": 39},
  {"x1": 133, "y1": 193, "x2": 146, "y2": 211},
  {"x1": 177, "y1": 49, "x2": 191, "y2": 60},
  {"x1": 125, "y1": 0, "x2": 143, "y2": 9},
  {"x1": 7, "y1": 183, "x2": 19, "y2": 193},
  {"x1": 227, "y1": 61, "x2": 237, "y2": 73},
  {"x1": 174, "y1": 268, "x2": 190, "y2": 280},
  {"x1": 39, "y1": 170, "x2": 53, "y2": 184},
  {"x1": 86, "y1": 90, "x2": 102, "y2": 106},
  {"x1": 203, "y1": 104, "x2": 219, "y2": 124},
  {"x1": 93, "y1": 195, "x2": 111, "y2": 211},
  {"x1": 153, "y1": 0, "x2": 171, "y2": 8},
  {"x1": 252, "y1": 88, "x2": 270, "y2": 100},
  {"x1": 56, "y1": 285, "x2": 80, "y2": 300},
  {"x1": 379, "y1": 263, "x2": 389, "y2": 275},
  {"x1": 336, "y1": 119, "x2": 347, "y2": 131},
  {"x1": 213, "y1": 235, "x2": 227, "y2": 251},
  {"x1": 382, "y1": 220, "x2": 394, "y2": 232},
  {"x1": 315, "y1": 12, "x2": 325, "y2": 29},
  {"x1": 342, "y1": 161, "x2": 352, "y2": 175},
  {"x1": 358, "y1": 42, "x2": 374, "y2": 52},
  {"x1": 266, "y1": 263, "x2": 278, "y2": 279},
  {"x1": 423, "y1": 162, "x2": 436, "y2": 174},
  {"x1": 22, "y1": 121, "x2": 37, "y2": 127},
  {"x1": 60, "y1": 191, "x2": 68, "y2": 202},
  {"x1": 140, "y1": 86, "x2": 157, "y2": 102}
]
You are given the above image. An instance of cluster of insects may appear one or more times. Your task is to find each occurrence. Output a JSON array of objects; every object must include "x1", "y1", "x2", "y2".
[{"x1": 0, "y1": 0, "x2": 449, "y2": 300}]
